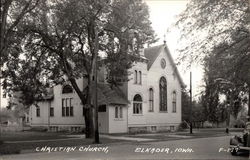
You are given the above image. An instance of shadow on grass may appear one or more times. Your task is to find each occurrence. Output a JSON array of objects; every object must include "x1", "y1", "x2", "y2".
[
  {"x1": 0, "y1": 137, "x2": 127, "y2": 155},
  {"x1": 0, "y1": 141, "x2": 21, "y2": 155}
]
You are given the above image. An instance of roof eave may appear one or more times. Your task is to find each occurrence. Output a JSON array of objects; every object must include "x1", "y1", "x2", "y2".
[{"x1": 163, "y1": 46, "x2": 186, "y2": 89}]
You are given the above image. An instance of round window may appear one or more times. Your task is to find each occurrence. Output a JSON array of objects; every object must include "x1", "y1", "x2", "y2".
[{"x1": 161, "y1": 58, "x2": 166, "y2": 69}]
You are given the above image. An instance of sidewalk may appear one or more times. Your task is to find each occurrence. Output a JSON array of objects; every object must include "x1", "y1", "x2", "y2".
[
  {"x1": 5, "y1": 134, "x2": 155, "y2": 144},
  {"x1": 6, "y1": 128, "x2": 240, "y2": 144}
]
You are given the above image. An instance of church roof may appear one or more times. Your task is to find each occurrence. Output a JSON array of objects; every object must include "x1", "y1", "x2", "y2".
[
  {"x1": 144, "y1": 45, "x2": 164, "y2": 69},
  {"x1": 144, "y1": 44, "x2": 186, "y2": 88},
  {"x1": 35, "y1": 88, "x2": 54, "y2": 101},
  {"x1": 92, "y1": 83, "x2": 129, "y2": 105}
]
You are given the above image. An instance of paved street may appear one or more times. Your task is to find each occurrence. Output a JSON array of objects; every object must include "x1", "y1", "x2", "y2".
[{"x1": 1, "y1": 136, "x2": 248, "y2": 160}]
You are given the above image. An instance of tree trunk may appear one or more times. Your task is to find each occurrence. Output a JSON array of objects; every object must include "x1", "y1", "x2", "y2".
[
  {"x1": 93, "y1": 30, "x2": 99, "y2": 144},
  {"x1": 86, "y1": 22, "x2": 100, "y2": 143},
  {"x1": 247, "y1": 86, "x2": 250, "y2": 153},
  {"x1": 0, "y1": 1, "x2": 11, "y2": 64},
  {"x1": 68, "y1": 76, "x2": 94, "y2": 139},
  {"x1": 248, "y1": 86, "x2": 250, "y2": 121},
  {"x1": 83, "y1": 108, "x2": 94, "y2": 138}
]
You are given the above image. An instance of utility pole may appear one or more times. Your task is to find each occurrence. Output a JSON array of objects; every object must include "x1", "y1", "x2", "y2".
[
  {"x1": 225, "y1": 99, "x2": 230, "y2": 134},
  {"x1": 190, "y1": 71, "x2": 193, "y2": 134}
]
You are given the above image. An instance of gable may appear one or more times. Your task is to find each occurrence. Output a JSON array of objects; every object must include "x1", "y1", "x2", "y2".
[
  {"x1": 144, "y1": 44, "x2": 186, "y2": 88},
  {"x1": 144, "y1": 45, "x2": 163, "y2": 70}
]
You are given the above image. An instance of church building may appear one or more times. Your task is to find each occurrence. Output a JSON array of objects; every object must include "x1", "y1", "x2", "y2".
[{"x1": 28, "y1": 43, "x2": 185, "y2": 133}]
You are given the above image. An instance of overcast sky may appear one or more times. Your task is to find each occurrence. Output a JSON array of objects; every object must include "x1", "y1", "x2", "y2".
[{"x1": 145, "y1": 0, "x2": 204, "y2": 97}]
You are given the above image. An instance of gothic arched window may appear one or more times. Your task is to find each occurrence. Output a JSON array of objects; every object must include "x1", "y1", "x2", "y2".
[
  {"x1": 149, "y1": 88, "x2": 154, "y2": 112},
  {"x1": 159, "y1": 77, "x2": 167, "y2": 111},
  {"x1": 172, "y1": 91, "x2": 177, "y2": 113}
]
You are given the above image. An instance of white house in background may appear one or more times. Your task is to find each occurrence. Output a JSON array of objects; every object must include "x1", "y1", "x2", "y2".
[
  {"x1": 0, "y1": 78, "x2": 9, "y2": 110},
  {"x1": 29, "y1": 43, "x2": 185, "y2": 133}
]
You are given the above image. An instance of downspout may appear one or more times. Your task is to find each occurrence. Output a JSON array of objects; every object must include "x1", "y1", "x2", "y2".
[
  {"x1": 127, "y1": 104, "x2": 128, "y2": 133},
  {"x1": 106, "y1": 103, "x2": 109, "y2": 134},
  {"x1": 30, "y1": 106, "x2": 32, "y2": 126},
  {"x1": 48, "y1": 101, "x2": 51, "y2": 130}
]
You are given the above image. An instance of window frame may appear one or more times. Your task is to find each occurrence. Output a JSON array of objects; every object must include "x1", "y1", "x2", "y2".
[
  {"x1": 36, "y1": 106, "x2": 40, "y2": 117},
  {"x1": 149, "y1": 88, "x2": 154, "y2": 112},
  {"x1": 98, "y1": 105, "x2": 106, "y2": 112},
  {"x1": 62, "y1": 98, "x2": 74, "y2": 117},
  {"x1": 159, "y1": 77, "x2": 168, "y2": 112},
  {"x1": 133, "y1": 94, "x2": 143, "y2": 115},
  {"x1": 172, "y1": 91, "x2": 177, "y2": 113},
  {"x1": 115, "y1": 106, "x2": 123, "y2": 119},
  {"x1": 134, "y1": 70, "x2": 137, "y2": 84},
  {"x1": 62, "y1": 84, "x2": 73, "y2": 94},
  {"x1": 50, "y1": 106, "x2": 54, "y2": 117},
  {"x1": 138, "y1": 71, "x2": 142, "y2": 84}
]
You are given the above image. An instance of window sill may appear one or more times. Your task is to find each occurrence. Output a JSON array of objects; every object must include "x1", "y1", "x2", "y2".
[
  {"x1": 134, "y1": 83, "x2": 142, "y2": 85},
  {"x1": 159, "y1": 111, "x2": 168, "y2": 113},
  {"x1": 132, "y1": 114, "x2": 143, "y2": 116},
  {"x1": 114, "y1": 118, "x2": 124, "y2": 121}
]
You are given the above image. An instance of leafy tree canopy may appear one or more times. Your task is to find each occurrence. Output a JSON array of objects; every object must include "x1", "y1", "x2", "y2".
[
  {"x1": 0, "y1": 0, "x2": 41, "y2": 65},
  {"x1": 176, "y1": 0, "x2": 250, "y2": 120},
  {"x1": 175, "y1": 0, "x2": 249, "y2": 65},
  {"x1": 2, "y1": 0, "x2": 157, "y2": 139}
]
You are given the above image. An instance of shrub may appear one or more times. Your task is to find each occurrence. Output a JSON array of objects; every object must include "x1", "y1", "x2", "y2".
[
  {"x1": 0, "y1": 145, "x2": 21, "y2": 155},
  {"x1": 180, "y1": 121, "x2": 189, "y2": 129},
  {"x1": 0, "y1": 140, "x2": 3, "y2": 145},
  {"x1": 30, "y1": 126, "x2": 48, "y2": 132},
  {"x1": 176, "y1": 122, "x2": 189, "y2": 132},
  {"x1": 234, "y1": 119, "x2": 245, "y2": 128},
  {"x1": 203, "y1": 121, "x2": 213, "y2": 128},
  {"x1": 129, "y1": 127, "x2": 147, "y2": 134}
]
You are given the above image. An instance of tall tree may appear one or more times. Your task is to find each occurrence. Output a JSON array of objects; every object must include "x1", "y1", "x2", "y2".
[
  {"x1": 175, "y1": 0, "x2": 250, "y2": 119},
  {"x1": 0, "y1": 0, "x2": 41, "y2": 65},
  {"x1": 175, "y1": 0, "x2": 249, "y2": 64},
  {"x1": 3, "y1": 0, "x2": 156, "y2": 140},
  {"x1": 182, "y1": 91, "x2": 206, "y2": 127},
  {"x1": 2, "y1": 42, "x2": 53, "y2": 109},
  {"x1": 181, "y1": 90, "x2": 191, "y2": 122}
]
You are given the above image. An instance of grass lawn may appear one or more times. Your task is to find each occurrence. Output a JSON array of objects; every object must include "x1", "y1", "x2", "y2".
[
  {"x1": 0, "y1": 131, "x2": 126, "y2": 155},
  {"x1": 0, "y1": 128, "x2": 244, "y2": 155}
]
